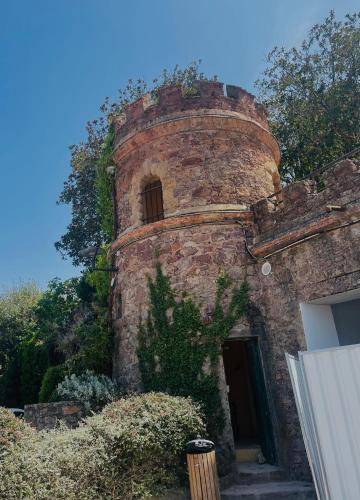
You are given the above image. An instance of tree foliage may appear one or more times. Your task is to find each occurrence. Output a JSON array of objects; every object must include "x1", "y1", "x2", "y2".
[
  {"x1": 0, "y1": 283, "x2": 42, "y2": 407},
  {"x1": 0, "y1": 275, "x2": 113, "y2": 407},
  {"x1": 38, "y1": 365, "x2": 66, "y2": 403},
  {"x1": 35, "y1": 276, "x2": 113, "y2": 379},
  {"x1": 256, "y1": 11, "x2": 360, "y2": 181},
  {"x1": 55, "y1": 61, "x2": 216, "y2": 267},
  {"x1": 137, "y1": 262, "x2": 249, "y2": 437},
  {"x1": 95, "y1": 129, "x2": 115, "y2": 241},
  {"x1": 0, "y1": 282, "x2": 41, "y2": 364}
]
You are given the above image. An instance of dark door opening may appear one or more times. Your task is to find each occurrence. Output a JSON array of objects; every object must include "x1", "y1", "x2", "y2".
[{"x1": 222, "y1": 338, "x2": 276, "y2": 464}]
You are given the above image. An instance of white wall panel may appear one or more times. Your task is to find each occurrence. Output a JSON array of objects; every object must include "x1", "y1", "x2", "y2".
[
  {"x1": 300, "y1": 303, "x2": 339, "y2": 350},
  {"x1": 286, "y1": 354, "x2": 327, "y2": 500},
  {"x1": 300, "y1": 346, "x2": 360, "y2": 499},
  {"x1": 288, "y1": 345, "x2": 360, "y2": 500}
]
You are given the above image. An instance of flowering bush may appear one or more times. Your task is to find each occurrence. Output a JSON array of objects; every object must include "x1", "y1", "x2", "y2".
[
  {"x1": 55, "y1": 370, "x2": 120, "y2": 411},
  {"x1": 0, "y1": 393, "x2": 205, "y2": 499},
  {"x1": 0, "y1": 407, "x2": 33, "y2": 459}
]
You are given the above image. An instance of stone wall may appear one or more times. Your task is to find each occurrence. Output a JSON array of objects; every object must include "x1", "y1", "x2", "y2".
[
  {"x1": 110, "y1": 82, "x2": 284, "y2": 478},
  {"x1": 112, "y1": 81, "x2": 280, "y2": 234},
  {"x1": 111, "y1": 81, "x2": 280, "y2": 393},
  {"x1": 252, "y1": 159, "x2": 360, "y2": 251},
  {"x1": 109, "y1": 80, "x2": 360, "y2": 482},
  {"x1": 110, "y1": 82, "x2": 281, "y2": 476},
  {"x1": 248, "y1": 158, "x2": 360, "y2": 479},
  {"x1": 24, "y1": 401, "x2": 86, "y2": 431},
  {"x1": 112, "y1": 223, "x2": 252, "y2": 389}
]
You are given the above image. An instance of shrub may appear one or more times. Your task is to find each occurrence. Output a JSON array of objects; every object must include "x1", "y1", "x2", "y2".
[
  {"x1": 88, "y1": 392, "x2": 206, "y2": 496},
  {"x1": 0, "y1": 393, "x2": 205, "y2": 499},
  {"x1": 38, "y1": 365, "x2": 66, "y2": 403},
  {"x1": 20, "y1": 340, "x2": 50, "y2": 405},
  {"x1": 55, "y1": 370, "x2": 121, "y2": 412},
  {"x1": 71, "y1": 313, "x2": 113, "y2": 376},
  {"x1": 0, "y1": 425, "x2": 93, "y2": 499},
  {"x1": 0, "y1": 407, "x2": 33, "y2": 459}
]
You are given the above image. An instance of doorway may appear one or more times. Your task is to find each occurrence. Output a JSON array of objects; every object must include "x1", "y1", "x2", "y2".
[{"x1": 222, "y1": 338, "x2": 276, "y2": 464}]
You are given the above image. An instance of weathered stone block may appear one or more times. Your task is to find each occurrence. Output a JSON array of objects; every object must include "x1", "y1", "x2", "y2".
[
  {"x1": 24, "y1": 401, "x2": 86, "y2": 431},
  {"x1": 282, "y1": 179, "x2": 316, "y2": 205},
  {"x1": 198, "y1": 80, "x2": 224, "y2": 97}
]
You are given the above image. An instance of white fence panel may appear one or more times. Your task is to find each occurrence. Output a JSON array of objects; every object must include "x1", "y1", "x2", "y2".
[
  {"x1": 287, "y1": 344, "x2": 360, "y2": 500},
  {"x1": 286, "y1": 354, "x2": 327, "y2": 500}
]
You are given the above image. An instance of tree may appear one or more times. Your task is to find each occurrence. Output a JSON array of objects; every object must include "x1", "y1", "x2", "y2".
[
  {"x1": 35, "y1": 275, "x2": 113, "y2": 379},
  {"x1": 256, "y1": 11, "x2": 360, "y2": 181},
  {"x1": 0, "y1": 282, "x2": 42, "y2": 406},
  {"x1": 55, "y1": 61, "x2": 216, "y2": 267},
  {"x1": 0, "y1": 283, "x2": 41, "y2": 357},
  {"x1": 34, "y1": 278, "x2": 84, "y2": 364}
]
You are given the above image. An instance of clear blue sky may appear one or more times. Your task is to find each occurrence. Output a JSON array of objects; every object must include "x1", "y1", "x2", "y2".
[{"x1": 0, "y1": 0, "x2": 358, "y2": 289}]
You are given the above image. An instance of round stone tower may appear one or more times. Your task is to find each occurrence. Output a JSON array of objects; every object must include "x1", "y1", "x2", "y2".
[{"x1": 111, "y1": 81, "x2": 280, "y2": 389}]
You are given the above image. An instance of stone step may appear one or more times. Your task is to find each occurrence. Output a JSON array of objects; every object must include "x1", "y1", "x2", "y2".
[
  {"x1": 236, "y1": 462, "x2": 286, "y2": 483},
  {"x1": 221, "y1": 481, "x2": 316, "y2": 500},
  {"x1": 235, "y1": 445, "x2": 261, "y2": 463}
]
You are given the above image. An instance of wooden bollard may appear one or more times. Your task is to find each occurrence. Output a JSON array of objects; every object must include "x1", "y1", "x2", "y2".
[{"x1": 186, "y1": 439, "x2": 220, "y2": 500}]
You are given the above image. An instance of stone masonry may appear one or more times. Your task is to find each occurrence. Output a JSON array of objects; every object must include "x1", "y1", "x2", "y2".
[
  {"x1": 109, "y1": 80, "x2": 360, "y2": 481},
  {"x1": 24, "y1": 401, "x2": 86, "y2": 431},
  {"x1": 249, "y1": 158, "x2": 360, "y2": 479}
]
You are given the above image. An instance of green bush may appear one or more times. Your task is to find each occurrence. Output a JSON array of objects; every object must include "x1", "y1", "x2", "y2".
[
  {"x1": 71, "y1": 313, "x2": 113, "y2": 376},
  {"x1": 38, "y1": 365, "x2": 66, "y2": 403},
  {"x1": 0, "y1": 393, "x2": 205, "y2": 499},
  {"x1": 21, "y1": 340, "x2": 50, "y2": 404},
  {"x1": 0, "y1": 407, "x2": 33, "y2": 459},
  {"x1": 55, "y1": 370, "x2": 121, "y2": 412}
]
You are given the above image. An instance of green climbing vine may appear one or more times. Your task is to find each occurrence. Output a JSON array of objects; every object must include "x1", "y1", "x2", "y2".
[
  {"x1": 137, "y1": 262, "x2": 249, "y2": 438},
  {"x1": 95, "y1": 127, "x2": 115, "y2": 242}
]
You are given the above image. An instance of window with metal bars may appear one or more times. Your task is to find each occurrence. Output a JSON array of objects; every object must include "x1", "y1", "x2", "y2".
[{"x1": 141, "y1": 180, "x2": 164, "y2": 224}]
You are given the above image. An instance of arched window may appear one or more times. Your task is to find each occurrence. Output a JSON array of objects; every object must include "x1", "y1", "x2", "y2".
[{"x1": 141, "y1": 180, "x2": 164, "y2": 224}]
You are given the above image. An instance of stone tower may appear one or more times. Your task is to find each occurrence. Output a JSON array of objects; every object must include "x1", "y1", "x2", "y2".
[
  {"x1": 111, "y1": 81, "x2": 280, "y2": 389},
  {"x1": 108, "y1": 80, "x2": 360, "y2": 482}
]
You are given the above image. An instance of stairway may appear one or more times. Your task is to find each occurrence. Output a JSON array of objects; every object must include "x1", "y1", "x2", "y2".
[{"x1": 221, "y1": 462, "x2": 316, "y2": 499}]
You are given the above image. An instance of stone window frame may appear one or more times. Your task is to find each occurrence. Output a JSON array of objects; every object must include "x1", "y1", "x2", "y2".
[
  {"x1": 129, "y1": 165, "x2": 174, "y2": 228},
  {"x1": 139, "y1": 175, "x2": 164, "y2": 225}
]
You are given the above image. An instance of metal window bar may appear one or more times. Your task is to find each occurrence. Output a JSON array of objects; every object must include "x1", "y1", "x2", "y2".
[{"x1": 142, "y1": 180, "x2": 164, "y2": 224}]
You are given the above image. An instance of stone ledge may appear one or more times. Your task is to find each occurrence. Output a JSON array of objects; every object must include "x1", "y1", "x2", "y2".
[
  {"x1": 111, "y1": 210, "x2": 253, "y2": 253},
  {"x1": 250, "y1": 206, "x2": 360, "y2": 258}
]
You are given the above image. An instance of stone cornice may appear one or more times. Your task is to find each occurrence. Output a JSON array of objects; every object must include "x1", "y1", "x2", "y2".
[
  {"x1": 113, "y1": 109, "x2": 280, "y2": 164},
  {"x1": 250, "y1": 206, "x2": 360, "y2": 258},
  {"x1": 111, "y1": 208, "x2": 253, "y2": 253}
]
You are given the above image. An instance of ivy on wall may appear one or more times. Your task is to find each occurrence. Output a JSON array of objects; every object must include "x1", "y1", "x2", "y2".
[
  {"x1": 95, "y1": 127, "x2": 115, "y2": 242},
  {"x1": 137, "y1": 262, "x2": 249, "y2": 437}
]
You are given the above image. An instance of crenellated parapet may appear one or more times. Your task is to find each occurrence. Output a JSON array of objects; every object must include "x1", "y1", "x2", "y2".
[
  {"x1": 251, "y1": 159, "x2": 360, "y2": 256},
  {"x1": 112, "y1": 81, "x2": 271, "y2": 157}
]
